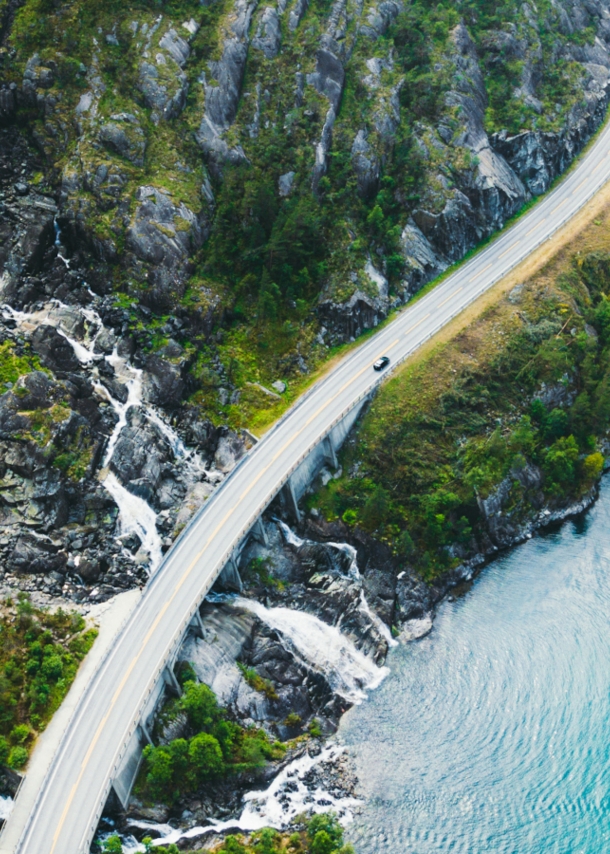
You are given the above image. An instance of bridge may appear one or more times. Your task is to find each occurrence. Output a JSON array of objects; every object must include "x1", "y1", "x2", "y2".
[{"x1": 4, "y1": 114, "x2": 610, "y2": 854}]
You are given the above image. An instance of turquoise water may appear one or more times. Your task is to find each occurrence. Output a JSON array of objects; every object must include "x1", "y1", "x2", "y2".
[{"x1": 341, "y1": 478, "x2": 610, "y2": 854}]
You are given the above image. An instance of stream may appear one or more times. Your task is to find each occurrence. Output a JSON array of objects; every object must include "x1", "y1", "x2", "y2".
[{"x1": 340, "y1": 476, "x2": 610, "y2": 854}]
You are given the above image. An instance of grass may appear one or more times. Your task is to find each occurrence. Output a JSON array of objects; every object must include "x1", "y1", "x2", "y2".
[{"x1": 309, "y1": 197, "x2": 610, "y2": 580}]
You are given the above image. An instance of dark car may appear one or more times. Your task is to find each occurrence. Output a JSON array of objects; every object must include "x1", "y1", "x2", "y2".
[{"x1": 373, "y1": 356, "x2": 390, "y2": 371}]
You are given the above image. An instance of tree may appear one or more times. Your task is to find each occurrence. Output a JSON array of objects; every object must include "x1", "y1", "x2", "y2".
[
  {"x1": 258, "y1": 272, "x2": 282, "y2": 321},
  {"x1": 181, "y1": 681, "x2": 221, "y2": 732},
  {"x1": 582, "y1": 451, "x2": 604, "y2": 484},
  {"x1": 543, "y1": 435, "x2": 579, "y2": 490},
  {"x1": 102, "y1": 835, "x2": 123, "y2": 854},
  {"x1": 187, "y1": 732, "x2": 224, "y2": 783}
]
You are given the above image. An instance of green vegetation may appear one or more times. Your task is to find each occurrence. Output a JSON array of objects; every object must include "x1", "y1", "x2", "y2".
[
  {"x1": 3, "y1": 0, "x2": 600, "y2": 434},
  {"x1": 311, "y1": 215, "x2": 610, "y2": 580},
  {"x1": 0, "y1": 342, "x2": 43, "y2": 386},
  {"x1": 101, "y1": 812, "x2": 353, "y2": 854},
  {"x1": 0, "y1": 594, "x2": 97, "y2": 768},
  {"x1": 136, "y1": 681, "x2": 285, "y2": 803}
]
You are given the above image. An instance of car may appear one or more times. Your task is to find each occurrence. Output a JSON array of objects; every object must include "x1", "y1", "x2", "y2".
[{"x1": 373, "y1": 356, "x2": 390, "y2": 371}]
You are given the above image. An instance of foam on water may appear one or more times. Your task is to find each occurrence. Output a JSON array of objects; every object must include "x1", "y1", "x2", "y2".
[
  {"x1": 126, "y1": 745, "x2": 359, "y2": 849},
  {"x1": 103, "y1": 471, "x2": 162, "y2": 571},
  {"x1": 0, "y1": 795, "x2": 13, "y2": 822},
  {"x1": 234, "y1": 597, "x2": 388, "y2": 703}
]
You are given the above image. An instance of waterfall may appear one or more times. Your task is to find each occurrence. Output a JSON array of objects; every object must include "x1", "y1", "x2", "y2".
[
  {"x1": 103, "y1": 472, "x2": 162, "y2": 571},
  {"x1": 278, "y1": 521, "x2": 397, "y2": 647},
  {"x1": 233, "y1": 597, "x2": 388, "y2": 703},
  {"x1": 125, "y1": 745, "x2": 359, "y2": 850},
  {"x1": 277, "y1": 519, "x2": 304, "y2": 548},
  {"x1": 0, "y1": 795, "x2": 13, "y2": 822},
  {"x1": 53, "y1": 217, "x2": 70, "y2": 268},
  {"x1": 0, "y1": 299, "x2": 215, "y2": 573}
]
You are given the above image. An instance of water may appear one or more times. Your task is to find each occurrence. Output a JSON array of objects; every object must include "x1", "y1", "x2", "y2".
[
  {"x1": 0, "y1": 795, "x2": 13, "y2": 822},
  {"x1": 131, "y1": 746, "x2": 359, "y2": 849},
  {"x1": 234, "y1": 597, "x2": 388, "y2": 704},
  {"x1": 341, "y1": 477, "x2": 610, "y2": 854}
]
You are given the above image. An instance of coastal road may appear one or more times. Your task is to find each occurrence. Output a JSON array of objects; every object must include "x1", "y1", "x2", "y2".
[{"x1": 10, "y1": 115, "x2": 610, "y2": 854}]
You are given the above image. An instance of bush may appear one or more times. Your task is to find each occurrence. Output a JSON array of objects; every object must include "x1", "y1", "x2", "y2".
[
  {"x1": 188, "y1": 732, "x2": 224, "y2": 783},
  {"x1": 582, "y1": 452, "x2": 604, "y2": 483},
  {"x1": 8, "y1": 746, "x2": 28, "y2": 768}
]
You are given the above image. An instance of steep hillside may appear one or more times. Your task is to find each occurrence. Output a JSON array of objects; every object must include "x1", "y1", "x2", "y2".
[
  {"x1": 1, "y1": 0, "x2": 610, "y2": 606},
  {"x1": 2, "y1": 0, "x2": 610, "y2": 432}
]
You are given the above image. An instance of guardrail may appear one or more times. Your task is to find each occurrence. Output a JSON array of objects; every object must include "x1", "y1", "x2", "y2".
[{"x1": 13, "y1": 118, "x2": 610, "y2": 854}]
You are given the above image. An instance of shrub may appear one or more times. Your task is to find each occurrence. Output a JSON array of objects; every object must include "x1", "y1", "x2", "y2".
[
  {"x1": 582, "y1": 452, "x2": 604, "y2": 483},
  {"x1": 8, "y1": 746, "x2": 28, "y2": 768},
  {"x1": 187, "y1": 732, "x2": 224, "y2": 783}
]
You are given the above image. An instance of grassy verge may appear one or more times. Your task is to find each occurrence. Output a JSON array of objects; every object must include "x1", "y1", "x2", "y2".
[
  {"x1": 308, "y1": 199, "x2": 610, "y2": 580},
  {"x1": 0, "y1": 594, "x2": 97, "y2": 770}
]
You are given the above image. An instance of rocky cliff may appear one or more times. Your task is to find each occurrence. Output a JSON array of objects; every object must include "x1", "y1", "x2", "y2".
[{"x1": 1, "y1": 0, "x2": 610, "y2": 598}]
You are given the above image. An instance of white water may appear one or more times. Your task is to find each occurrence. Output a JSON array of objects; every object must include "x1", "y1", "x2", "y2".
[
  {"x1": 234, "y1": 597, "x2": 388, "y2": 703},
  {"x1": 127, "y1": 745, "x2": 359, "y2": 849},
  {"x1": 0, "y1": 795, "x2": 13, "y2": 822},
  {"x1": 277, "y1": 518, "x2": 304, "y2": 547},
  {"x1": 53, "y1": 218, "x2": 70, "y2": 268},
  {"x1": 278, "y1": 521, "x2": 397, "y2": 646},
  {"x1": 1, "y1": 300, "x2": 174, "y2": 572},
  {"x1": 103, "y1": 472, "x2": 162, "y2": 570}
]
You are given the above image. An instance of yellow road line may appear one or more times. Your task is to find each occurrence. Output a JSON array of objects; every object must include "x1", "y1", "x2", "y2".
[
  {"x1": 437, "y1": 287, "x2": 463, "y2": 309},
  {"x1": 552, "y1": 198, "x2": 568, "y2": 213},
  {"x1": 469, "y1": 263, "x2": 492, "y2": 283},
  {"x1": 498, "y1": 240, "x2": 520, "y2": 260},
  {"x1": 404, "y1": 313, "x2": 431, "y2": 336},
  {"x1": 572, "y1": 178, "x2": 587, "y2": 194},
  {"x1": 526, "y1": 218, "x2": 546, "y2": 236}
]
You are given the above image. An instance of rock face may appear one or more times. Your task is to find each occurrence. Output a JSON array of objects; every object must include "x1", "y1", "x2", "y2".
[{"x1": 125, "y1": 186, "x2": 208, "y2": 310}]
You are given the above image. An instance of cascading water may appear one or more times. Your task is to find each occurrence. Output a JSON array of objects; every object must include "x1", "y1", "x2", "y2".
[
  {"x1": 233, "y1": 596, "x2": 388, "y2": 704},
  {"x1": 278, "y1": 520, "x2": 397, "y2": 647},
  {"x1": 123, "y1": 745, "x2": 359, "y2": 850},
  {"x1": 0, "y1": 296, "x2": 216, "y2": 574},
  {"x1": 0, "y1": 795, "x2": 13, "y2": 822}
]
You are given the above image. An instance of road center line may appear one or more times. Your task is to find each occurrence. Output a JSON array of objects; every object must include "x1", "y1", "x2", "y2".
[
  {"x1": 437, "y1": 287, "x2": 463, "y2": 308},
  {"x1": 526, "y1": 218, "x2": 546, "y2": 236},
  {"x1": 572, "y1": 178, "x2": 587, "y2": 194},
  {"x1": 404, "y1": 313, "x2": 431, "y2": 336},
  {"x1": 469, "y1": 263, "x2": 492, "y2": 283},
  {"x1": 498, "y1": 240, "x2": 520, "y2": 259},
  {"x1": 552, "y1": 198, "x2": 568, "y2": 213}
]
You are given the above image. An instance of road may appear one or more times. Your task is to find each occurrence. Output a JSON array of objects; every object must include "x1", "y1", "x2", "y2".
[{"x1": 9, "y1": 116, "x2": 610, "y2": 854}]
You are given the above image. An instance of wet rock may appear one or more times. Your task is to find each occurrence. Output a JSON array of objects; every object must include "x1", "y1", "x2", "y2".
[
  {"x1": 30, "y1": 325, "x2": 81, "y2": 373},
  {"x1": 143, "y1": 353, "x2": 184, "y2": 407}
]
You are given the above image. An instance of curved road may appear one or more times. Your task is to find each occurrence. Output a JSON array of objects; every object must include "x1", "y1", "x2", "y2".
[{"x1": 11, "y1": 116, "x2": 610, "y2": 854}]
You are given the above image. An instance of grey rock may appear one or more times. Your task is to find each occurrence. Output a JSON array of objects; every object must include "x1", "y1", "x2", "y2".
[
  {"x1": 278, "y1": 171, "x2": 296, "y2": 197},
  {"x1": 252, "y1": 7, "x2": 281, "y2": 59},
  {"x1": 351, "y1": 129, "x2": 379, "y2": 200},
  {"x1": 125, "y1": 186, "x2": 208, "y2": 310},
  {"x1": 99, "y1": 122, "x2": 146, "y2": 167}
]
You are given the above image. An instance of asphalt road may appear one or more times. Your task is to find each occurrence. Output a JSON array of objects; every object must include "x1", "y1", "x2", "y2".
[{"x1": 10, "y1": 115, "x2": 610, "y2": 854}]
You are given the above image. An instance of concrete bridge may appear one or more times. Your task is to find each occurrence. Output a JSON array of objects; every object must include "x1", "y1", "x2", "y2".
[
  {"x1": 7, "y1": 112, "x2": 610, "y2": 854},
  {"x1": 110, "y1": 397, "x2": 368, "y2": 811}
]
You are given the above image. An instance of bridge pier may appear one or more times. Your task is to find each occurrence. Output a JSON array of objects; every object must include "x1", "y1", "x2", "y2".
[
  {"x1": 282, "y1": 478, "x2": 301, "y2": 523},
  {"x1": 163, "y1": 665, "x2": 182, "y2": 697},
  {"x1": 251, "y1": 515, "x2": 269, "y2": 547},
  {"x1": 189, "y1": 608, "x2": 205, "y2": 639},
  {"x1": 323, "y1": 435, "x2": 338, "y2": 469},
  {"x1": 218, "y1": 554, "x2": 243, "y2": 592}
]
